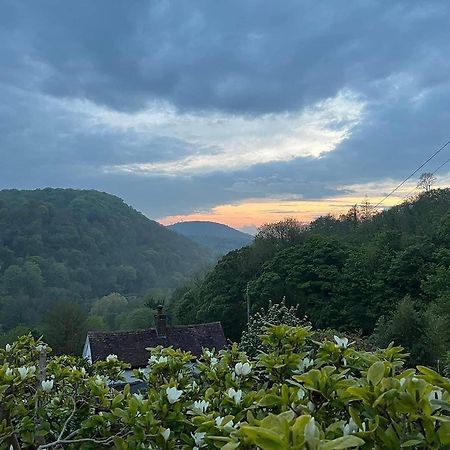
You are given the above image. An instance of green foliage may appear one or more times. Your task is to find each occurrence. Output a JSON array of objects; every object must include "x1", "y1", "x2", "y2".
[
  {"x1": 2, "y1": 327, "x2": 450, "y2": 449},
  {"x1": 42, "y1": 302, "x2": 88, "y2": 355},
  {"x1": 371, "y1": 296, "x2": 450, "y2": 368},
  {"x1": 90, "y1": 293, "x2": 129, "y2": 330},
  {"x1": 239, "y1": 301, "x2": 307, "y2": 356},
  {"x1": 0, "y1": 188, "x2": 213, "y2": 351},
  {"x1": 176, "y1": 189, "x2": 450, "y2": 366}
]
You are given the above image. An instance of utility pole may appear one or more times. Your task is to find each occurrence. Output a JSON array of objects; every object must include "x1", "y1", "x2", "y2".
[{"x1": 245, "y1": 282, "x2": 250, "y2": 324}]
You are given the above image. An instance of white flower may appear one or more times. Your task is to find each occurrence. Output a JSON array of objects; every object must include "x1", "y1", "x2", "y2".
[
  {"x1": 191, "y1": 431, "x2": 206, "y2": 447},
  {"x1": 224, "y1": 420, "x2": 235, "y2": 430},
  {"x1": 18, "y1": 367, "x2": 29, "y2": 379},
  {"x1": 428, "y1": 389, "x2": 443, "y2": 402},
  {"x1": 36, "y1": 344, "x2": 46, "y2": 352},
  {"x1": 134, "y1": 393, "x2": 144, "y2": 403},
  {"x1": 215, "y1": 416, "x2": 235, "y2": 429},
  {"x1": 166, "y1": 387, "x2": 183, "y2": 404},
  {"x1": 191, "y1": 400, "x2": 209, "y2": 415},
  {"x1": 5, "y1": 368, "x2": 13, "y2": 377},
  {"x1": 334, "y1": 336, "x2": 349, "y2": 348},
  {"x1": 227, "y1": 388, "x2": 243, "y2": 405},
  {"x1": 297, "y1": 357, "x2": 314, "y2": 373},
  {"x1": 234, "y1": 362, "x2": 252, "y2": 377},
  {"x1": 161, "y1": 428, "x2": 171, "y2": 442},
  {"x1": 41, "y1": 379, "x2": 54, "y2": 392},
  {"x1": 21, "y1": 365, "x2": 36, "y2": 377},
  {"x1": 215, "y1": 416, "x2": 225, "y2": 427},
  {"x1": 106, "y1": 354, "x2": 118, "y2": 362},
  {"x1": 5, "y1": 344, "x2": 11, "y2": 352},
  {"x1": 204, "y1": 349, "x2": 213, "y2": 357},
  {"x1": 297, "y1": 388, "x2": 306, "y2": 400},
  {"x1": 210, "y1": 357, "x2": 218, "y2": 366},
  {"x1": 343, "y1": 417, "x2": 358, "y2": 435},
  {"x1": 80, "y1": 367, "x2": 86, "y2": 376},
  {"x1": 148, "y1": 355, "x2": 168, "y2": 365},
  {"x1": 94, "y1": 375, "x2": 105, "y2": 385}
]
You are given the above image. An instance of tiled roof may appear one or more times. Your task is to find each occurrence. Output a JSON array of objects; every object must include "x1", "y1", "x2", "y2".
[{"x1": 87, "y1": 322, "x2": 227, "y2": 368}]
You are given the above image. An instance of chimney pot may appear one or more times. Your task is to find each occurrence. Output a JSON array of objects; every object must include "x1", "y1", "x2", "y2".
[{"x1": 155, "y1": 305, "x2": 167, "y2": 337}]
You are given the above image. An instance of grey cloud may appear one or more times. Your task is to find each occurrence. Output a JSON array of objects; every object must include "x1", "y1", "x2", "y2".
[
  {"x1": 2, "y1": 1, "x2": 450, "y2": 114},
  {"x1": 1, "y1": 1, "x2": 450, "y2": 220}
]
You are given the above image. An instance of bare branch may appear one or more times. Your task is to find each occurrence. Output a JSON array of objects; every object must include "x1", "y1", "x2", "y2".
[{"x1": 57, "y1": 397, "x2": 77, "y2": 442}]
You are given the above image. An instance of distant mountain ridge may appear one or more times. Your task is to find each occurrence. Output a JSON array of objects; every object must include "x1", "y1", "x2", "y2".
[{"x1": 168, "y1": 221, "x2": 254, "y2": 255}]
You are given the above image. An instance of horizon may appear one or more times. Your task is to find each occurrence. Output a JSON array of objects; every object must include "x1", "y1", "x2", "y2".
[{"x1": 1, "y1": 1, "x2": 450, "y2": 229}]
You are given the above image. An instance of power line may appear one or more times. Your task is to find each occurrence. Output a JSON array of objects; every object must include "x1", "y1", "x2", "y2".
[
  {"x1": 374, "y1": 138, "x2": 450, "y2": 209},
  {"x1": 402, "y1": 153, "x2": 450, "y2": 200}
]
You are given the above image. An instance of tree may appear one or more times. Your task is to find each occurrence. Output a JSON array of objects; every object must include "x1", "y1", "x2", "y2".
[
  {"x1": 371, "y1": 296, "x2": 439, "y2": 367},
  {"x1": 417, "y1": 172, "x2": 436, "y2": 192},
  {"x1": 2, "y1": 265, "x2": 24, "y2": 295},
  {"x1": 90, "y1": 292, "x2": 128, "y2": 330},
  {"x1": 339, "y1": 204, "x2": 359, "y2": 224},
  {"x1": 22, "y1": 260, "x2": 44, "y2": 296},
  {"x1": 115, "y1": 264, "x2": 137, "y2": 292},
  {"x1": 118, "y1": 307, "x2": 154, "y2": 330},
  {"x1": 358, "y1": 196, "x2": 376, "y2": 221},
  {"x1": 42, "y1": 302, "x2": 88, "y2": 354},
  {"x1": 2, "y1": 329, "x2": 450, "y2": 449},
  {"x1": 240, "y1": 300, "x2": 307, "y2": 356},
  {"x1": 255, "y1": 217, "x2": 305, "y2": 247}
]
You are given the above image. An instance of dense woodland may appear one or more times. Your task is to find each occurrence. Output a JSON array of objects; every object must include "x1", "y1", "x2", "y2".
[
  {"x1": 0, "y1": 189, "x2": 213, "y2": 351},
  {"x1": 174, "y1": 189, "x2": 450, "y2": 368},
  {"x1": 1, "y1": 187, "x2": 450, "y2": 369}
]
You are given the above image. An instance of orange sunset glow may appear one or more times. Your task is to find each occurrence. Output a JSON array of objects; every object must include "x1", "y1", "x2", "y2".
[{"x1": 158, "y1": 193, "x2": 404, "y2": 231}]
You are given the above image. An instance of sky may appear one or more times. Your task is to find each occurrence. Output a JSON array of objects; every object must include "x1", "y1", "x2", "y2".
[{"x1": 1, "y1": 1, "x2": 450, "y2": 232}]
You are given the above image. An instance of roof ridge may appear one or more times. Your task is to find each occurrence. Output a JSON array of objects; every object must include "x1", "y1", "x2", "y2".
[{"x1": 87, "y1": 321, "x2": 223, "y2": 335}]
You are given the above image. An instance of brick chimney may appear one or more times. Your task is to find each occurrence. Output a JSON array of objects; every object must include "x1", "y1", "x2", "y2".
[{"x1": 155, "y1": 304, "x2": 167, "y2": 338}]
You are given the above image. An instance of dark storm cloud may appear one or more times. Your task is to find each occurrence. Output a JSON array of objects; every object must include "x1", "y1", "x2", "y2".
[
  {"x1": 3, "y1": 0, "x2": 449, "y2": 113},
  {"x1": 1, "y1": 0, "x2": 450, "y2": 219}
]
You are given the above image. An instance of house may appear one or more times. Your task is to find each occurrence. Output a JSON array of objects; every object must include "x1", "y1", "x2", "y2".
[{"x1": 82, "y1": 305, "x2": 227, "y2": 385}]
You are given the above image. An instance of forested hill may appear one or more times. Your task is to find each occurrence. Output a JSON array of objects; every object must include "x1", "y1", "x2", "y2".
[
  {"x1": 174, "y1": 189, "x2": 450, "y2": 342},
  {"x1": 0, "y1": 188, "x2": 213, "y2": 299},
  {"x1": 168, "y1": 221, "x2": 253, "y2": 255}
]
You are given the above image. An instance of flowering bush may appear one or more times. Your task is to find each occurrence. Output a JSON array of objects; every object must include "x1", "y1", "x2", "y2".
[
  {"x1": 1, "y1": 327, "x2": 450, "y2": 449},
  {"x1": 239, "y1": 300, "x2": 307, "y2": 356}
]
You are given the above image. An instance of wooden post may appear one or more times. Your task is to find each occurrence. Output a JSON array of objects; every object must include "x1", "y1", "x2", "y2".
[
  {"x1": 35, "y1": 344, "x2": 47, "y2": 446},
  {"x1": 38, "y1": 344, "x2": 47, "y2": 384},
  {"x1": 246, "y1": 283, "x2": 250, "y2": 324}
]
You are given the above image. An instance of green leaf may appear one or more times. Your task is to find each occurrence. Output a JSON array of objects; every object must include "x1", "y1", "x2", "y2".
[
  {"x1": 373, "y1": 389, "x2": 398, "y2": 407},
  {"x1": 259, "y1": 394, "x2": 282, "y2": 407},
  {"x1": 367, "y1": 361, "x2": 385, "y2": 386},
  {"x1": 240, "y1": 425, "x2": 288, "y2": 450},
  {"x1": 401, "y1": 439, "x2": 424, "y2": 447},
  {"x1": 322, "y1": 436, "x2": 365, "y2": 449},
  {"x1": 221, "y1": 442, "x2": 240, "y2": 450},
  {"x1": 438, "y1": 421, "x2": 450, "y2": 445}
]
